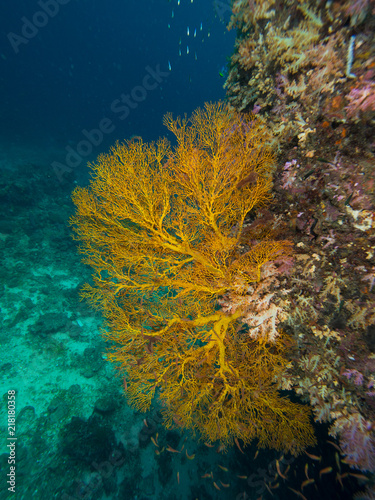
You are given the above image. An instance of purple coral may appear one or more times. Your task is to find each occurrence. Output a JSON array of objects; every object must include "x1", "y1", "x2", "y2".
[
  {"x1": 281, "y1": 159, "x2": 299, "y2": 190},
  {"x1": 362, "y1": 268, "x2": 375, "y2": 292},
  {"x1": 345, "y1": 82, "x2": 375, "y2": 120},
  {"x1": 337, "y1": 413, "x2": 375, "y2": 471},
  {"x1": 342, "y1": 368, "x2": 364, "y2": 386}
]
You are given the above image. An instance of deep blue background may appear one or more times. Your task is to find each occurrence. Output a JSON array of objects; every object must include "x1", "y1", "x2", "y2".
[{"x1": 0, "y1": 0, "x2": 235, "y2": 174}]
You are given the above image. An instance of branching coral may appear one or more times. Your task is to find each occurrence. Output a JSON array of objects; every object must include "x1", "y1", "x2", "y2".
[
  {"x1": 70, "y1": 103, "x2": 316, "y2": 454},
  {"x1": 225, "y1": 0, "x2": 375, "y2": 151}
]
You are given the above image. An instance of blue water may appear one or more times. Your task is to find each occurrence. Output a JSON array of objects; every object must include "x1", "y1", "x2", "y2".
[{"x1": 0, "y1": 0, "x2": 235, "y2": 173}]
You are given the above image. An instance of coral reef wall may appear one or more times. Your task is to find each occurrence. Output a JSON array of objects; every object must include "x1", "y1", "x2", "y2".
[{"x1": 225, "y1": 0, "x2": 375, "y2": 491}]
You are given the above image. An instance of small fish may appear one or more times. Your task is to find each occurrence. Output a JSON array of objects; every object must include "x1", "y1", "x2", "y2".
[
  {"x1": 304, "y1": 463, "x2": 309, "y2": 480},
  {"x1": 186, "y1": 450, "x2": 195, "y2": 460},
  {"x1": 336, "y1": 472, "x2": 348, "y2": 489},
  {"x1": 201, "y1": 472, "x2": 213, "y2": 479},
  {"x1": 263, "y1": 482, "x2": 273, "y2": 497},
  {"x1": 194, "y1": 28, "x2": 196, "y2": 37},
  {"x1": 178, "y1": 0, "x2": 180, "y2": 4},
  {"x1": 288, "y1": 487, "x2": 308, "y2": 500},
  {"x1": 305, "y1": 451, "x2": 322, "y2": 461},
  {"x1": 187, "y1": 46, "x2": 189, "y2": 55},
  {"x1": 187, "y1": 26, "x2": 189, "y2": 36},
  {"x1": 194, "y1": 52, "x2": 197, "y2": 60},
  {"x1": 341, "y1": 457, "x2": 356, "y2": 465},
  {"x1": 123, "y1": 378, "x2": 128, "y2": 391},
  {"x1": 168, "y1": 60, "x2": 171, "y2": 71},
  {"x1": 254, "y1": 450, "x2": 259, "y2": 460},
  {"x1": 200, "y1": 22, "x2": 202, "y2": 31},
  {"x1": 143, "y1": 419, "x2": 148, "y2": 427},
  {"x1": 234, "y1": 437, "x2": 244, "y2": 454},
  {"x1": 172, "y1": 10, "x2": 174, "y2": 18},
  {"x1": 166, "y1": 445, "x2": 180, "y2": 453},
  {"x1": 151, "y1": 437, "x2": 159, "y2": 447},
  {"x1": 237, "y1": 475, "x2": 248, "y2": 480},
  {"x1": 218, "y1": 465, "x2": 228, "y2": 472},
  {"x1": 213, "y1": 482, "x2": 221, "y2": 491},
  {"x1": 276, "y1": 460, "x2": 287, "y2": 480},
  {"x1": 349, "y1": 473, "x2": 369, "y2": 481},
  {"x1": 204, "y1": 442, "x2": 214, "y2": 448},
  {"x1": 335, "y1": 452, "x2": 341, "y2": 473},
  {"x1": 179, "y1": 48, "x2": 181, "y2": 56},
  {"x1": 177, "y1": 471, "x2": 180, "y2": 484},
  {"x1": 327, "y1": 440, "x2": 342, "y2": 452},
  {"x1": 301, "y1": 478, "x2": 315, "y2": 491},
  {"x1": 319, "y1": 466, "x2": 333, "y2": 479},
  {"x1": 220, "y1": 481, "x2": 230, "y2": 488}
]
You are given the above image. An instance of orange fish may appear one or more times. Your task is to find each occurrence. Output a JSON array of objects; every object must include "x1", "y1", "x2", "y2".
[
  {"x1": 349, "y1": 473, "x2": 369, "y2": 481},
  {"x1": 235, "y1": 437, "x2": 245, "y2": 454},
  {"x1": 341, "y1": 457, "x2": 356, "y2": 465},
  {"x1": 213, "y1": 481, "x2": 221, "y2": 491},
  {"x1": 151, "y1": 437, "x2": 159, "y2": 447},
  {"x1": 326, "y1": 440, "x2": 342, "y2": 452},
  {"x1": 219, "y1": 481, "x2": 230, "y2": 488},
  {"x1": 218, "y1": 465, "x2": 228, "y2": 472},
  {"x1": 254, "y1": 450, "x2": 259, "y2": 459},
  {"x1": 288, "y1": 487, "x2": 308, "y2": 500},
  {"x1": 276, "y1": 460, "x2": 287, "y2": 480},
  {"x1": 335, "y1": 452, "x2": 341, "y2": 473},
  {"x1": 301, "y1": 478, "x2": 315, "y2": 491},
  {"x1": 201, "y1": 472, "x2": 213, "y2": 479},
  {"x1": 304, "y1": 463, "x2": 309, "y2": 480},
  {"x1": 305, "y1": 451, "x2": 322, "y2": 461},
  {"x1": 177, "y1": 471, "x2": 180, "y2": 484},
  {"x1": 263, "y1": 482, "x2": 273, "y2": 497},
  {"x1": 166, "y1": 445, "x2": 180, "y2": 453},
  {"x1": 186, "y1": 450, "x2": 195, "y2": 460},
  {"x1": 204, "y1": 442, "x2": 214, "y2": 448},
  {"x1": 143, "y1": 419, "x2": 148, "y2": 427},
  {"x1": 336, "y1": 473, "x2": 343, "y2": 489},
  {"x1": 237, "y1": 475, "x2": 248, "y2": 479},
  {"x1": 319, "y1": 466, "x2": 333, "y2": 478}
]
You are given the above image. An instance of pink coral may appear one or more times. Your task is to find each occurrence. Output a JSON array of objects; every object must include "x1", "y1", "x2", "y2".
[
  {"x1": 345, "y1": 82, "x2": 375, "y2": 121},
  {"x1": 342, "y1": 368, "x2": 365, "y2": 386},
  {"x1": 331, "y1": 413, "x2": 375, "y2": 472}
]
